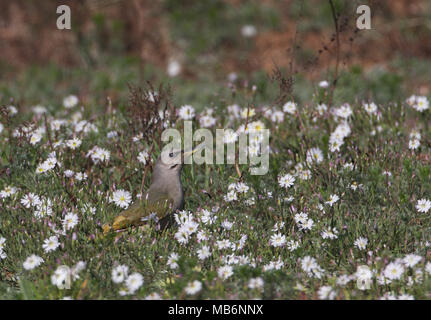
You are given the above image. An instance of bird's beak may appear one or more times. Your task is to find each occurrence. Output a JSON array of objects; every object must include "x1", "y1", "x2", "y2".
[{"x1": 182, "y1": 144, "x2": 204, "y2": 160}]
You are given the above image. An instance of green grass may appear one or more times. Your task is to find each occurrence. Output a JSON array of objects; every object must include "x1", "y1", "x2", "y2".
[
  {"x1": 1, "y1": 0, "x2": 431, "y2": 300},
  {"x1": 1, "y1": 59, "x2": 431, "y2": 299}
]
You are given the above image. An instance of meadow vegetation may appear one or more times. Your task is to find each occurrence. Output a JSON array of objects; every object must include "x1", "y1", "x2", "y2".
[{"x1": 0, "y1": 0, "x2": 431, "y2": 300}]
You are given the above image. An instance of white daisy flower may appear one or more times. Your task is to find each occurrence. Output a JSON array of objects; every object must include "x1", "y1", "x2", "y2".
[
  {"x1": 241, "y1": 25, "x2": 257, "y2": 37},
  {"x1": 197, "y1": 245, "x2": 211, "y2": 260},
  {"x1": 325, "y1": 194, "x2": 339, "y2": 207},
  {"x1": 185, "y1": 280, "x2": 202, "y2": 295},
  {"x1": 167, "y1": 252, "x2": 179, "y2": 269},
  {"x1": 319, "y1": 80, "x2": 329, "y2": 88},
  {"x1": 318, "y1": 286, "x2": 336, "y2": 300},
  {"x1": 20, "y1": 193, "x2": 41, "y2": 208},
  {"x1": 363, "y1": 102, "x2": 378, "y2": 115},
  {"x1": 51, "y1": 266, "x2": 71, "y2": 288},
  {"x1": 317, "y1": 103, "x2": 327, "y2": 115},
  {"x1": 223, "y1": 129, "x2": 238, "y2": 144},
  {"x1": 240, "y1": 107, "x2": 256, "y2": 119},
  {"x1": 248, "y1": 277, "x2": 264, "y2": 290},
  {"x1": 416, "y1": 199, "x2": 431, "y2": 213},
  {"x1": 62, "y1": 212, "x2": 79, "y2": 230},
  {"x1": 218, "y1": 265, "x2": 233, "y2": 280},
  {"x1": 125, "y1": 273, "x2": 144, "y2": 294},
  {"x1": 178, "y1": 105, "x2": 195, "y2": 120},
  {"x1": 42, "y1": 236, "x2": 60, "y2": 253},
  {"x1": 167, "y1": 59, "x2": 181, "y2": 77},
  {"x1": 354, "y1": 237, "x2": 368, "y2": 250},
  {"x1": 409, "y1": 139, "x2": 420, "y2": 150},
  {"x1": 403, "y1": 254, "x2": 422, "y2": 268},
  {"x1": 0, "y1": 186, "x2": 17, "y2": 199},
  {"x1": 111, "y1": 190, "x2": 132, "y2": 209},
  {"x1": 384, "y1": 262, "x2": 404, "y2": 280},
  {"x1": 23, "y1": 254, "x2": 44, "y2": 270},
  {"x1": 283, "y1": 101, "x2": 297, "y2": 114},
  {"x1": 63, "y1": 95, "x2": 79, "y2": 109},
  {"x1": 278, "y1": 174, "x2": 295, "y2": 188},
  {"x1": 66, "y1": 138, "x2": 82, "y2": 150},
  {"x1": 270, "y1": 233, "x2": 286, "y2": 247},
  {"x1": 199, "y1": 115, "x2": 216, "y2": 128},
  {"x1": 112, "y1": 265, "x2": 129, "y2": 284},
  {"x1": 306, "y1": 147, "x2": 324, "y2": 164}
]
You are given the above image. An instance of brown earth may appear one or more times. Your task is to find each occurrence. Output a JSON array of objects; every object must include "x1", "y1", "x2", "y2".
[
  {"x1": 250, "y1": 0, "x2": 431, "y2": 77},
  {"x1": 0, "y1": 0, "x2": 430, "y2": 78}
]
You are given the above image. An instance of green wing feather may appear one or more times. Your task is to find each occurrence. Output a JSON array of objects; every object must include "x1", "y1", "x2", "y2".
[{"x1": 103, "y1": 193, "x2": 174, "y2": 234}]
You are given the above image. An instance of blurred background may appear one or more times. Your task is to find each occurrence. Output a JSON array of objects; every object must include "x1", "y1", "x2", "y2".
[{"x1": 0, "y1": 0, "x2": 430, "y2": 111}]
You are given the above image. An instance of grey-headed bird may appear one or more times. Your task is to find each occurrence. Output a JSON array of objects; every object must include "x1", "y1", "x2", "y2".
[{"x1": 102, "y1": 147, "x2": 199, "y2": 235}]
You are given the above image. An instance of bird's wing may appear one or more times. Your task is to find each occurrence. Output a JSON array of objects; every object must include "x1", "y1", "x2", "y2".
[{"x1": 102, "y1": 194, "x2": 174, "y2": 234}]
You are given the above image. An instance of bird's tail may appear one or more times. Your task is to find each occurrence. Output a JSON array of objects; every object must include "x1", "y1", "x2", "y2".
[
  {"x1": 102, "y1": 202, "x2": 148, "y2": 235},
  {"x1": 102, "y1": 215, "x2": 130, "y2": 235}
]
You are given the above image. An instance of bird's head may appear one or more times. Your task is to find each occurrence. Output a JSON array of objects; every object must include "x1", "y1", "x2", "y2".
[{"x1": 155, "y1": 145, "x2": 203, "y2": 173}]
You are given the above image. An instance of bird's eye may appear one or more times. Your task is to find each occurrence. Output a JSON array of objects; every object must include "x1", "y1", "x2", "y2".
[{"x1": 169, "y1": 152, "x2": 174, "y2": 158}]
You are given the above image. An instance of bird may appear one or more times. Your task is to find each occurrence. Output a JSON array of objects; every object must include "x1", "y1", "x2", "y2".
[{"x1": 102, "y1": 146, "x2": 199, "y2": 235}]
